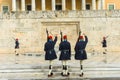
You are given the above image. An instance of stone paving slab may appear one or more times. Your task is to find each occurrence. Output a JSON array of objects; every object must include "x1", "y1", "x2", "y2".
[
  {"x1": 0, "y1": 71, "x2": 120, "y2": 80},
  {"x1": 7, "y1": 78, "x2": 120, "y2": 80},
  {"x1": 0, "y1": 52, "x2": 119, "y2": 79}
]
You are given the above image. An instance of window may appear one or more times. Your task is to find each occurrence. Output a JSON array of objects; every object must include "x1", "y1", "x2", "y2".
[
  {"x1": 2, "y1": 6, "x2": 9, "y2": 13},
  {"x1": 86, "y1": 4, "x2": 90, "y2": 10},
  {"x1": 56, "y1": 4, "x2": 62, "y2": 10},
  {"x1": 108, "y1": 4, "x2": 114, "y2": 10},
  {"x1": 27, "y1": 5, "x2": 31, "y2": 11}
]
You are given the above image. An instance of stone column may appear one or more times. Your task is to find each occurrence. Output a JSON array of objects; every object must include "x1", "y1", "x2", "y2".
[
  {"x1": 101, "y1": 0, "x2": 105, "y2": 10},
  {"x1": 31, "y1": 0, "x2": 36, "y2": 11},
  {"x1": 92, "y1": 0, "x2": 96, "y2": 10},
  {"x1": 21, "y1": 0, "x2": 25, "y2": 11},
  {"x1": 82, "y1": 0, "x2": 86, "y2": 10},
  {"x1": 52, "y1": 0, "x2": 56, "y2": 11},
  {"x1": 72, "y1": 0, "x2": 76, "y2": 10},
  {"x1": 16, "y1": 0, "x2": 20, "y2": 11},
  {"x1": 41, "y1": 0, "x2": 46, "y2": 11},
  {"x1": 12, "y1": 0, "x2": 17, "y2": 11},
  {"x1": 62, "y1": 0, "x2": 66, "y2": 10},
  {"x1": 98, "y1": 0, "x2": 102, "y2": 10}
]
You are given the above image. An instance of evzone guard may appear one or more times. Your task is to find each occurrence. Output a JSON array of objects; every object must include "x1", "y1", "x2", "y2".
[
  {"x1": 102, "y1": 36, "x2": 107, "y2": 54},
  {"x1": 44, "y1": 29, "x2": 58, "y2": 77},
  {"x1": 15, "y1": 38, "x2": 19, "y2": 56},
  {"x1": 59, "y1": 32, "x2": 71, "y2": 76},
  {"x1": 101, "y1": 36, "x2": 107, "y2": 63},
  {"x1": 74, "y1": 32, "x2": 88, "y2": 77}
]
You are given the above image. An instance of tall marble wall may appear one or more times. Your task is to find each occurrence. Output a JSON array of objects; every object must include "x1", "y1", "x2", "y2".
[{"x1": 0, "y1": 10, "x2": 120, "y2": 54}]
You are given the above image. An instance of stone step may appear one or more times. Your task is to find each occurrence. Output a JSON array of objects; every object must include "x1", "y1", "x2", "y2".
[
  {"x1": 1, "y1": 71, "x2": 120, "y2": 79},
  {"x1": 0, "y1": 63, "x2": 120, "y2": 69},
  {"x1": 0, "y1": 67, "x2": 120, "y2": 73}
]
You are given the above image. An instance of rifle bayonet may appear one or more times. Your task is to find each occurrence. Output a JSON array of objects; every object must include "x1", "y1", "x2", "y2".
[
  {"x1": 60, "y1": 30, "x2": 63, "y2": 42},
  {"x1": 46, "y1": 28, "x2": 49, "y2": 42}
]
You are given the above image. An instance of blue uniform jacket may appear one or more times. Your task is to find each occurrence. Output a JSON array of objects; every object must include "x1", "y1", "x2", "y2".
[
  {"x1": 44, "y1": 36, "x2": 57, "y2": 60},
  {"x1": 59, "y1": 40, "x2": 71, "y2": 60},
  {"x1": 102, "y1": 39, "x2": 107, "y2": 47},
  {"x1": 74, "y1": 36, "x2": 88, "y2": 60},
  {"x1": 15, "y1": 41, "x2": 19, "y2": 49}
]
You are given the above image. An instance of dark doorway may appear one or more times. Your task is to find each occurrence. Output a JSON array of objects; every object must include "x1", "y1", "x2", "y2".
[
  {"x1": 86, "y1": 4, "x2": 90, "y2": 10},
  {"x1": 27, "y1": 5, "x2": 31, "y2": 11},
  {"x1": 56, "y1": 4, "x2": 62, "y2": 10}
]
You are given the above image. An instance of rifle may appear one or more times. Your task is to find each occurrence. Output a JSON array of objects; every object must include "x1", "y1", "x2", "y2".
[
  {"x1": 60, "y1": 30, "x2": 63, "y2": 42},
  {"x1": 77, "y1": 30, "x2": 81, "y2": 42},
  {"x1": 75, "y1": 29, "x2": 81, "y2": 51},
  {"x1": 46, "y1": 28, "x2": 49, "y2": 42}
]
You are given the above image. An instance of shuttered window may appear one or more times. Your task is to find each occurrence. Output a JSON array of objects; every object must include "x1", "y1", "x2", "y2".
[
  {"x1": 2, "y1": 6, "x2": 9, "y2": 13},
  {"x1": 109, "y1": 4, "x2": 114, "y2": 10}
]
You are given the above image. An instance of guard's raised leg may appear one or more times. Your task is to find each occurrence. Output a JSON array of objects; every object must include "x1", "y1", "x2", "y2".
[
  {"x1": 103, "y1": 48, "x2": 107, "y2": 63},
  {"x1": 48, "y1": 60, "x2": 53, "y2": 77},
  {"x1": 15, "y1": 49, "x2": 19, "y2": 56},
  {"x1": 65, "y1": 61, "x2": 70, "y2": 76},
  {"x1": 61, "y1": 61, "x2": 65, "y2": 76},
  {"x1": 79, "y1": 60, "x2": 84, "y2": 77}
]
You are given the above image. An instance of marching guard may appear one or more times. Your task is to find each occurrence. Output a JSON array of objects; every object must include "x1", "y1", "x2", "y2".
[
  {"x1": 102, "y1": 36, "x2": 107, "y2": 54},
  {"x1": 59, "y1": 35, "x2": 71, "y2": 76},
  {"x1": 15, "y1": 38, "x2": 19, "y2": 56},
  {"x1": 102, "y1": 36, "x2": 107, "y2": 63},
  {"x1": 44, "y1": 35, "x2": 58, "y2": 77},
  {"x1": 74, "y1": 33, "x2": 88, "y2": 77}
]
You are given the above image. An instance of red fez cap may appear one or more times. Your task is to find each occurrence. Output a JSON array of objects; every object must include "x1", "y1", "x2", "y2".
[
  {"x1": 16, "y1": 38, "x2": 18, "y2": 40},
  {"x1": 63, "y1": 35, "x2": 67, "y2": 39},
  {"x1": 79, "y1": 36, "x2": 83, "y2": 39},
  {"x1": 48, "y1": 35, "x2": 52, "y2": 39},
  {"x1": 103, "y1": 37, "x2": 106, "y2": 39}
]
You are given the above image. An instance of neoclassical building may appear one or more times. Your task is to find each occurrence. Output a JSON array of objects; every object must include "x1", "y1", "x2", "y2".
[{"x1": 0, "y1": 0, "x2": 120, "y2": 13}]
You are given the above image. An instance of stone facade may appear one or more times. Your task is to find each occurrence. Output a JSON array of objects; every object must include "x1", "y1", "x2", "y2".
[{"x1": 0, "y1": 10, "x2": 120, "y2": 54}]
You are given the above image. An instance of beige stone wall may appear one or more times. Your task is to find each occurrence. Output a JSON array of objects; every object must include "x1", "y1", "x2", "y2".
[{"x1": 0, "y1": 10, "x2": 120, "y2": 54}]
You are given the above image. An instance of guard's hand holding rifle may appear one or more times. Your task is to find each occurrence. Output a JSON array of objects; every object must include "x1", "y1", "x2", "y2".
[{"x1": 82, "y1": 33, "x2": 86, "y2": 36}]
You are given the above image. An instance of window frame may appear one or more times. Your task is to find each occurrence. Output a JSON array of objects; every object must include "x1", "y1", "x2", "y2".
[
  {"x1": 86, "y1": 3, "x2": 91, "y2": 10},
  {"x1": 26, "y1": 4, "x2": 32, "y2": 11},
  {"x1": 107, "y1": 3, "x2": 115, "y2": 10},
  {"x1": 55, "y1": 3, "x2": 62, "y2": 11},
  {"x1": 1, "y1": 5, "x2": 9, "y2": 13}
]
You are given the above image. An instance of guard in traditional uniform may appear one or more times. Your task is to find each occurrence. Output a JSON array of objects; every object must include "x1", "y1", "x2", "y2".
[
  {"x1": 44, "y1": 35, "x2": 57, "y2": 77},
  {"x1": 74, "y1": 33, "x2": 88, "y2": 77},
  {"x1": 102, "y1": 37, "x2": 107, "y2": 54},
  {"x1": 102, "y1": 36, "x2": 107, "y2": 63},
  {"x1": 59, "y1": 35, "x2": 71, "y2": 76},
  {"x1": 15, "y1": 38, "x2": 19, "y2": 56}
]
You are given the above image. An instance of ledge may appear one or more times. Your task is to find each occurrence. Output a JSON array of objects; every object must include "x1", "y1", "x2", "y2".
[{"x1": 1, "y1": 10, "x2": 120, "y2": 19}]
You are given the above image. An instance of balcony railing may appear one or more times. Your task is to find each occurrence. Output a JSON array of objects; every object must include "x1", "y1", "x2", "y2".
[{"x1": 1, "y1": 10, "x2": 120, "y2": 19}]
